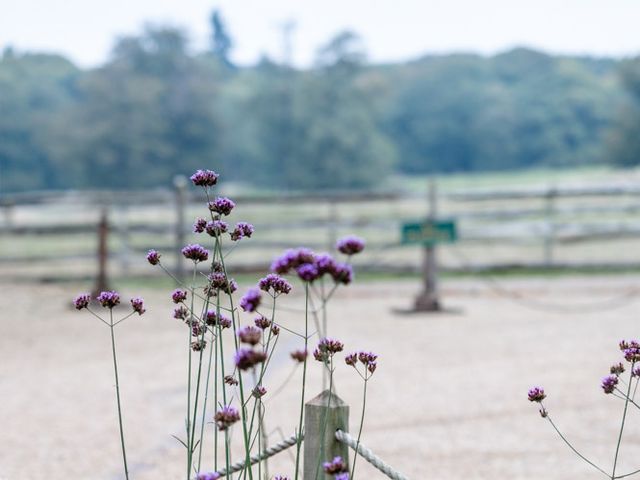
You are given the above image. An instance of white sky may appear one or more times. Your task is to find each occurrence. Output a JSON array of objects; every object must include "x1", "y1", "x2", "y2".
[{"x1": 2, "y1": 0, "x2": 640, "y2": 67}]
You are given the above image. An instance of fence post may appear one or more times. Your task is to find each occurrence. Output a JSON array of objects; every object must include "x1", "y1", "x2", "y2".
[
  {"x1": 304, "y1": 389, "x2": 349, "y2": 480},
  {"x1": 543, "y1": 187, "x2": 556, "y2": 267},
  {"x1": 174, "y1": 175, "x2": 188, "y2": 281},
  {"x1": 327, "y1": 199, "x2": 338, "y2": 253},
  {"x1": 93, "y1": 207, "x2": 110, "y2": 296},
  {"x1": 414, "y1": 179, "x2": 440, "y2": 311}
]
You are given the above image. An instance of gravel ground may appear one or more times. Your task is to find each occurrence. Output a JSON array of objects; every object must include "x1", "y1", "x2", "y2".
[{"x1": 2, "y1": 275, "x2": 640, "y2": 479}]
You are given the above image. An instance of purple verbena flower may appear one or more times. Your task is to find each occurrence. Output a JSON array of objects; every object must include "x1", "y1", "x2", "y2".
[
  {"x1": 73, "y1": 293, "x2": 91, "y2": 310},
  {"x1": 367, "y1": 361, "x2": 377, "y2": 374},
  {"x1": 190, "y1": 169, "x2": 219, "y2": 187},
  {"x1": 270, "y1": 248, "x2": 315, "y2": 274},
  {"x1": 181, "y1": 244, "x2": 209, "y2": 262},
  {"x1": 270, "y1": 324, "x2": 280, "y2": 336},
  {"x1": 297, "y1": 263, "x2": 319, "y2": 282},
  {"x1": 238, "y1": 325, "x2": 262, "y2": 346},
  {"x1": 96, "y1": 291, "x2": 120, "y2": 309},
  {"x1": 208, "y1": 197, "x2": 235, "y2": 216},
  {"x1": 252, "y1": 385, "x2": 267, "y2": 398},
  {"x1": 234, "y1": 348, "x2": 267, "y2": 370},
  {"x1": 314, "y1": 253, "x2": 338, "y2": 276},
  {"x1": 345, "y1": 353, "x2": 357, "y2": 367},
  {"x1": 258, "y1": 273, "x2": 292, "y2": 295},
  {"x1": 633, "y1": 365, "x2": 640, "y2": 378},
  {"x1": 214, "y1": 405, "x2": 240, "y2": 431},
  {"x1": 335, "y1": 474, "x2": 350, "y2": 480},
  {"x1": 332, "y1": 263, "x2": 353, "y2": 285},
  {"x1": 602, "y1": 375, "x2": 619, "y2": 394},
  {"x1": 146, "y1": 249, "x2": 161, "y2": 265},
  {"x1": 273, "y1": 476, "x2": 290, "y2": 480},
  {"x1": 291, "y1": 349, "x2": 308, "y2": 363},
  {"x1": 254, "y1": 315, "x2": 271, "y2": 330},
  {"x1": 240, "y1": 288, "x2": 262, "y2": 312},
  {"x1": 205, "y1": 310, "x2": 231, "y2": 328},
  {"x1": 336, "y1": 235, "x2": 365, "y2": 255},
  {"x1": 323, "y1": 456, "x2": 348, "y2": 474},
  {"x1": 314, "y1": 338, "x2": 344, "y2": 363},
  {"x1": 191, "y1": 339, "x2": 207, "y2": 351},
  {"x1": 196, "y1": 472, "x2": 221, "y2": 480},
  {"x1": 172, "y1": 289, "x2": 188, "y2": 304},
  {"x1": 193, "y1": 218, "x2": 208, "y2": 233},
  {"x1": 130, "y1": 297, "x2": 145, "y2": 315},
  {"x1": 205, "y1": 220, "x2": 228, "y2": 237},
  {"x1": 358, "y1": 351, "x2": 378, "y2": 365},
  {"x1": 611, "y1": 362, "x2": 625, "y2": 376},
  {"x1": 173, "y1": 306, "x2": 189, "y2": 320},
  {"x1": 527, "y1": 386, "x2": 546, "y2": 402},
  {"x1": 230, "y1": 222, "x2": 254, "y2": 241}
]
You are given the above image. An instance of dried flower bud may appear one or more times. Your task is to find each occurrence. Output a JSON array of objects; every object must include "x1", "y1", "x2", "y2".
[
  {"x1": 214, "y1": 405, "x2": 240, "y2": 431},
  {"x1": 224, "y1": 375, "x2": 238, "y2": 386}
]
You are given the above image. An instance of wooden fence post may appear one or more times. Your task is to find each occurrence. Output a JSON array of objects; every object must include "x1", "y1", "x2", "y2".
[
  {"x1": 414, "y1": 179, "x2": 441, "y2": 311},
  {"x1": 543, "y1": 187, "x2": 556, "y2": 267},
  {"x1": 304, "y1": 390, "x2": 349, "y2": 480},
  {"x1": 93, "y1": 207, "x2": 110, "y2": 296},
  {"x1": 174, "y1": 175, "x2": 188, "y2": 281}
]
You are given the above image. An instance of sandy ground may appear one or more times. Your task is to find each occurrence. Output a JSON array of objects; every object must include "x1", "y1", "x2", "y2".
[{"x1": 2, "y1": 275, "x2": 640, "y2": 479}]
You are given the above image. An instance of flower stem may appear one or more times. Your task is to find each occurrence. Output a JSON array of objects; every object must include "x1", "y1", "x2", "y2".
[
  {"x1": 294, "y1": 283, "x2": 310, "y2": 480},
  {"x1": 350, "y1": 377, "x2": 369, "y2": 479},
  {"x1": 109, "y1": 310, "x2": 130, "y2": 480},
  {"x1": 613, "y1": 364, "x2": 635, "y2": 478}
]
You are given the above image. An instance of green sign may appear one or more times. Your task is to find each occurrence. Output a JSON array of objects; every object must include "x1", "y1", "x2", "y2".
[{"x1": 401, "y1": 219, "x2": 457, "y2": 246}]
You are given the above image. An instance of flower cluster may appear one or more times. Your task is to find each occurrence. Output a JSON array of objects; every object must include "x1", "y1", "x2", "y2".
[
  {"x1": 252, "y1": 385, "x2": 267, "y2": 398},
  {"x1": 208, "y1": 197, "x2": 235, "y2": 216},
  {"x1": 146, "y1": 249, "x2": 161, "y2": 265},
  {"x1": 214, "y1": 405, "x2": 240, "y2": 431},
  {"x1": 254, "y1": 315, "x2": 271, "y2": 329},
  {"x1": 181, "y1": 244, "x2": 209, "y2": 262},
  {"x1": 323, "y1": 456, "x2": 348, "y2": 475},
  {"x1": 258, "y1": 273, "x2": 292, "y2": 296},
  {"x1": 240, "y1": 288, "x2": 262, "y2": 312},
  {"x1": 196, "y1": 472, "x2": 221, "y2": 480},
  {"x1": 270, "y1": 247, "x2": 353, "y2": 284},
  {"x1": 172, "y1": 289, "x2": 187, "y2": 304},
  {"x1": 205, "y1": 220, "x2": 228, "y2": 237},
  {"x1": 527, "y1": 386, "x2": 546, "y2": 403},
  {"x1": 130, "y1": 297, "x2": 145, "y2": 315},
  {"x1": 205, "y1": 310, "x2": 232, "y2": 328},
  {"x1": 314, "y1": 338, "x2": 344, "y2": 363},
  {"x1": 97, "y1": 291, "x2": 120, "y2": 309},
  {"x1": 230, "y1": 222, "x2": 254, "y2": 241},
  {"x1": 620, "y1": 339, "x2": 640, "y2": 363},
  {"x1": 336, "y1": 235, "x2": 365, "y2": 255},
  {"x1": 234, "y1": 348, "x2": 268, "y2": 371},
  {"x1": 74, "y1": 293, "x2": 91, "y2": 310},
  {"x1": 190, "y1": 169, "x2": 219, "y2": 187},
  {"x1": 346, "y1": 351, "x2": 378, "y2": 375},
  {"x1": 238, "y1": 325, "x2": 262, "y2": 346},
  {"x1": 205, "y1": 272, "x2": 237, "y2": 296},
  {"x1": 601, "y1": 374, "x2": 619, "y2": 394},
  {"x1": 291, "y1": 349, "x2": 308, "y2": 363}
]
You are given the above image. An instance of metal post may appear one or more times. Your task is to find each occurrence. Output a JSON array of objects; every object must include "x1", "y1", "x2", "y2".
[
  {"x1": 93, "y1": 208, "x2": 110, "y2": 296},
  {"x1": 174, "y1": 175, "x2": 188, "y2": 282},
  {"x1": 304, "y1": 390, "x2": 349, "y2": 480},
  {"x1": 414, "y1": 179, "x2": 440, "y2": 311}
]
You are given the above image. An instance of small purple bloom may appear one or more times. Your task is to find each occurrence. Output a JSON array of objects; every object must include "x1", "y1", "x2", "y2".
[
  {"x1": 254, "y1": 315, "x2": 271, "y2": 330},
  {"x1": 297, "y1": 263, "x2": 319, "y2": 282},
  {"x1": 345, "y1": 353, "x2": 357, "y2": 366},
  {"x1": 270, "y1": 324, "x2": 280, "y2": 336},
  {"x1": 358, "y1": 351, "x2": 378, "y2": 365},
  {"x1": 602, "y1": 375, "x2": 619, "y2": 394},
  {"x1": 323, "y1": 456, "x2": 348, "y2": 474},
  {"x1": 335, "y1": 474, "x2": 350, "y2": 480},
  {"x1": 332, "y1": 263, "x2": 353, "y2": 285},
  {"x1": 258, "y1": 273, "x2": 292, "y2": 295},
  {"x1": 252, "y1": 385, "x2": 267, "y2": 398},
  {"x1": 146, "y1": 249, "x2": 161, "y2": 265},
  {"x1": 205, "y1": 310, "x2": 231, "y2": 328},
  {"x1": 273, "y1": 476, "x2": 290, "y2": 480},
  {"x1": 96, "y1": 291, "x2": 120, "y2": 309},
  {"x1": 235, "y1": 348, "x2": 267, "y2": 370},
  {"x1": 191, "y1": 339, "x2": 207, "y2": 351},
  {"x1": 214, "y1": 405, "x2": 240, "y2": 430},
  {"x1": 314, "y1": 253, "x2": 338, "y2": 275},
  {"x1": 208, "y1": 197, "x2": 235, "y2": 216},
  {"x1": 633, "y1": 365, "x2": 640, "y2": 378},
  {"x1": 205, "y1": 220, "x2": 228, "y2": 237},
  {"x1": 611, "y1": 362, "x2": 625, "y2": 376},
  {"x1": 172, "y1": 289, "x2": 187, "y2": 304},
  {"x1": 196, "y1": 472, "x2": 221, "y2": 480},
  {"x1": 527, "y1": 386, "x2": 546, "y2": 403},
  {"x1": 73, "y1": 293, "x2": 91, "y2": 310},
  {"x1": 238, "y1": 325, "x2": 262, "y2": 346},
  {"x1": 230, "y1": 222, "x2": 255, "y2": 241},
  {"x1": 336, "y1": 235, "x2": 365, "y2": 255},
  {"x1": 173, "y1": 306, "x2": 189, "y2": 320},
  {"x1": 240, "y1": 288, "x2": 262, "y2": 312},
  {"x1": 270, "y1": 248, "x2": 315, "y2": 274},
  {"x1": 291, "y1": 349, "x2": 308, "y2": 363},
  {"x1": 130, "y1": 297, "x2": 145, "y2": 315},
  {"x1": 190, "y1": 169, "x2": 219, "y2": 187},
  {"x1": 193, "y1": 218, "x2": 208, "y2": 233},
  {"x1": 181, "y1": 244, "x2": 209, "y2": 262}
]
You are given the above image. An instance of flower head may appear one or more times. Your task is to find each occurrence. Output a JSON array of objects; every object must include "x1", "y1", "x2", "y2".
[
  {"x1": 345, "y1": 353, "x2": 358, "y2": 367},
  {"x1": 252, "y1": 385, "x2": 267, "y2": 398},
  {"x1": 258, "y1": 273, "x2": 292, "y2": 295},
  {"x1": 205, "y1": 310, "x2": 231, "y2": 328},
  {"x1": 230, "y1": 222, "x2": 255, "y2": 241},
  {"x1": 130, "y1": 297, "x2": 145, "y2": 315},
  {"x1": 208, "y1": 197, "x2": 235, "y2": 216},
  {"x1": 314, "y1": 338, "x2": 344, "y2": 363},
  {"x1": 270, "y1": 248, "x2": 315, "y2": 274},
  {"x1": 191, "y1": 339, "x2": 207, "y2": 351},
  {"x1": 181, "y1": 244, "x2": 209, "y2": 262},
  {"x1": 291, "y1": 349, "x2": 308, "y2": 363},
  {"x1": 238, "y1": 325, "x2": 262, "y2": 346},
  {"x1": 240, "y1": 288, "x2": 262, "y2": 312},
  {"x1": 196, "y1": 472, "x2": 221, "y2": 480},
  {"x1": 254, "y1": 315, "x2": 271, "y2": 330},
  {"x1": 190, "y1": 169, "x2": 219, "y2": 187},
  {"x1": 96, "y1": 291, "x2": 120, "y2": 309},
  {"x1": 336, "y1": 235, "x2": 365, "y2": 255},
  {"x1": 146, "y1": 249, "x2": 161, "y2": 265},
  {"x1": 602, "y1": 375, "x2": 619, "y2": 394},
  {"x1": 173, "y1": 306, "x2": 189, "y2": 320},
  {"x1": 323, "y1": 456, "x2": 348, "y2": 474},
  {"x1": 611, "y1": 362, "x2": 625, "y2": 376},
  {"x1": 73, "y1": 293, "x2": 91, "y2": 310},
  {"x1": 332, "y1": 263, "x2": 353, "y2": 285},
  {"x1": 527, "y1": 386, "x2": 546, "y2": 403},
  {"x1": 205, "y1": 220, "x2": 228, "y2": 237},
  {"x1": 224, "y1": 375, "x2": 238, "y2": 386},
  {"x1": 214, "y1": 405, "x2": 240, "y2": 430},
  {"x1": 296, "y1": 263, "x2": 319, "y2": 282},
  {"x1": 234, "y1": 348, "x2": 267, "y2": 370},
  {"x1": 172, "y1": 289, "x2": 187, "y2": 304}
]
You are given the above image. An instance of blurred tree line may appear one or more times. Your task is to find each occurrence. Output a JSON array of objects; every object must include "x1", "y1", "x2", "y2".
[{"x1": 0, "y1": 12, "x2": 637, "y2": 193}]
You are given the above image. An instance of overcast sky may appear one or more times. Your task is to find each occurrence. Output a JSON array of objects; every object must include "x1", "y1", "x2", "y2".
[{"x1": 3, "y1": 0, "x2": 640, "y2": 67}]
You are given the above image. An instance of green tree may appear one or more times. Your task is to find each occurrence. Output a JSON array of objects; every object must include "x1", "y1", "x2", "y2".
[{"x1": 607, "y1": 57, "x2": 640, "y2": 167}]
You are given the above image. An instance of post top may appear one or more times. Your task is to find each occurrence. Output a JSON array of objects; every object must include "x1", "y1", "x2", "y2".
[{"x1": 307, "y1": 389, "x2": 347, "y2": 407}]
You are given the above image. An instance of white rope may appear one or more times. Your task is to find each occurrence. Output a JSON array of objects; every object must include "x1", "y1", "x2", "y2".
[{"x1": 335, "y1": 429, "x2": 410, "y2": 480}]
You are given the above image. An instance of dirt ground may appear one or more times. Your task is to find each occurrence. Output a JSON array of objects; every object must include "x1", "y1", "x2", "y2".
[{"x1": 2, "y1": 275, "x2": 640, "y2": 480}]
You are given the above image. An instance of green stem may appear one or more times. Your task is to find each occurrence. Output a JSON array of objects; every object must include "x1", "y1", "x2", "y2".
[
  {"x1": 350, "y1": 377, "x2": 368, "y2": 480},
  {"x1": 314, "y1": 359, "x2": 334, "y2": 480},
  {"x1": 109, "y1": 310, "x2": 130, "y2": 480},
  {"x1": 294, "y1": 283, "x2": 310, "y2": 480},
  {"x1": 613, "y1": 365, "x2": 635, "y2": 479},
  {"x1": 186, "y1": 263, "x2": 197, "y2": 479}
]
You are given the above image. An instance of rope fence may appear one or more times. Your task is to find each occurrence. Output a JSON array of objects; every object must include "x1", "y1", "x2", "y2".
[{"x1": 335, "y1": 429, "x2": 410, "y2": 480}]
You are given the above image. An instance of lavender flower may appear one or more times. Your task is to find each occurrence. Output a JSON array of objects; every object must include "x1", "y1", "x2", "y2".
[
  {"x1": 146, "y1": 249, "x2": 161, "y2": 265},
  {"x1": 230, "y1": 222, "x2": 255, "y2": 241},
  {"x1": 601, "y1": 375, "x2": 619, "y2": 394},
  {"x1": 208, "y1": 197, "x2": 235, "y2": 216},
  {"x1": 273, "y1": 476, "x2": 289, "y2": 480},
  {"x1": 214, "y1": 405, "x2": 240, "y2": 431},
  {"x1": 345, "y1": 353, "x2": 357, "y2": 366},
  {"x1": 258, "y1": 273, "x2": 293, "y2": 295},
  {"x1": 335, "y1": 474, "x2": 350, "y2": 480},
  {"x1": 336, "y1": 235, "x2": 365, "y2": 255},
  {"x1": 610, "y1": 362, "x2": 625, "y2": 376},
  {"x1": 633, "y1": 365, "x2": 640, "y2": 378},
  {"x1": 314, "y1": 338, "x2": 344, "y2": 362},
  {"x1": 130, "y1": 297, "x2": 145, "y2": 315},
  {"x1": 205, "y1": 310, "x2": 231, "y2": 328},
  {"x1": 252, "y1": 385, "x2": 267, "y2": 398},
  {"x1": 323, "y1": 456, "x2": 348, "y2": 474},
  {"x1": 240, "y1": 288, "x2": 262, "y2": 312},
  {"x1": 527, "y1": 386, "x2": 546, "y2": 402},
  {"x1": 291, "y1": 349, "x2": 308, "y2": 363},
  {"x1": 96, "y1": 291, "x2": 120, "y2": 309},
  {"x1": 314, "y1": 253, "x2": 338, "y2": 275},
  {"x1": 270, "y1": 248, "x2": 315, "y2": 274},
  {"x1": 270, "y1": 324, "x2": 280, "y2": 336},
  {"x1": 254, "y1": 315, "x2": 271, "y2": 330},
  {"x1": 73, "y1": 293, "x2": 91, "y2": 310},
  {"x1": 181, "y1": 244, "x2": 209, "y2": 262},
  {"x1": 238, "y1": 325, "x2": 262, "y2": 346},
  {"x1": 173, "y1": 306, "x2": 189, "y2": 320},
  {"x1": 332, "y1": 263, "x2": 353, "y2": 285},
  {"x1": 297, "y1": 263, "x2": 319, "y2": 282},
  {"x1": 193, "y1": 218, "x2": 208, "y2": 233},
  {"x1": 358, "y1": 351, "x2": 378, "y2": 365},
  {"x1": 172, "y1": 289, "x2": 187, "y2": 304},
  {"x1": 234, "y1": 348, "x2": 267, "y2": 370},
  {"x1": 190, "y1": 169, "x2": 219, "y2": 187},
  {"x1": 205, "y1": 220, "x2": 228, "y2": 237},
  {"x1": 367, "y1": 362, "x2": 377, "y2": 374}
]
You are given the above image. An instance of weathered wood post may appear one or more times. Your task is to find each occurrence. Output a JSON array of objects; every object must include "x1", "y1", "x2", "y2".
[
  {"x1": 543, "y1": 186, "x2": 556, "y2": 267},
  {"x1": 304, "y1": 390, "x2": 349, "y2": 480},
  {"x1": 327, "y1": 199, "x2": 338, "y2": 253},
  {"x1": 174, "y1": 175, "x2": 188, "y2": 282},
  {"x1": 414, "y1": 179, "x2": 440, "y2": 311},
  {"x1": 93, "y1": 207, "x2": 110, "y2": 296}
]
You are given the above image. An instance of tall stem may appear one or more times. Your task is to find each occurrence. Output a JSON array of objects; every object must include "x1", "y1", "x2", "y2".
[
  {"x1": 109, "y1": 310, "x2": 130, "y2": 480},
  {"x1": 350, "y1": 377, "x2": 368, "y2": 479},
  {"x1": 294, "y1": 283, "x2": 310, "y2": 480},
  {"x1": 186, "y1": 263, "x2": 197, "y2": 478},
  {"x1": 613, "y1": 365, "x2": 635, "y2": 478}
]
